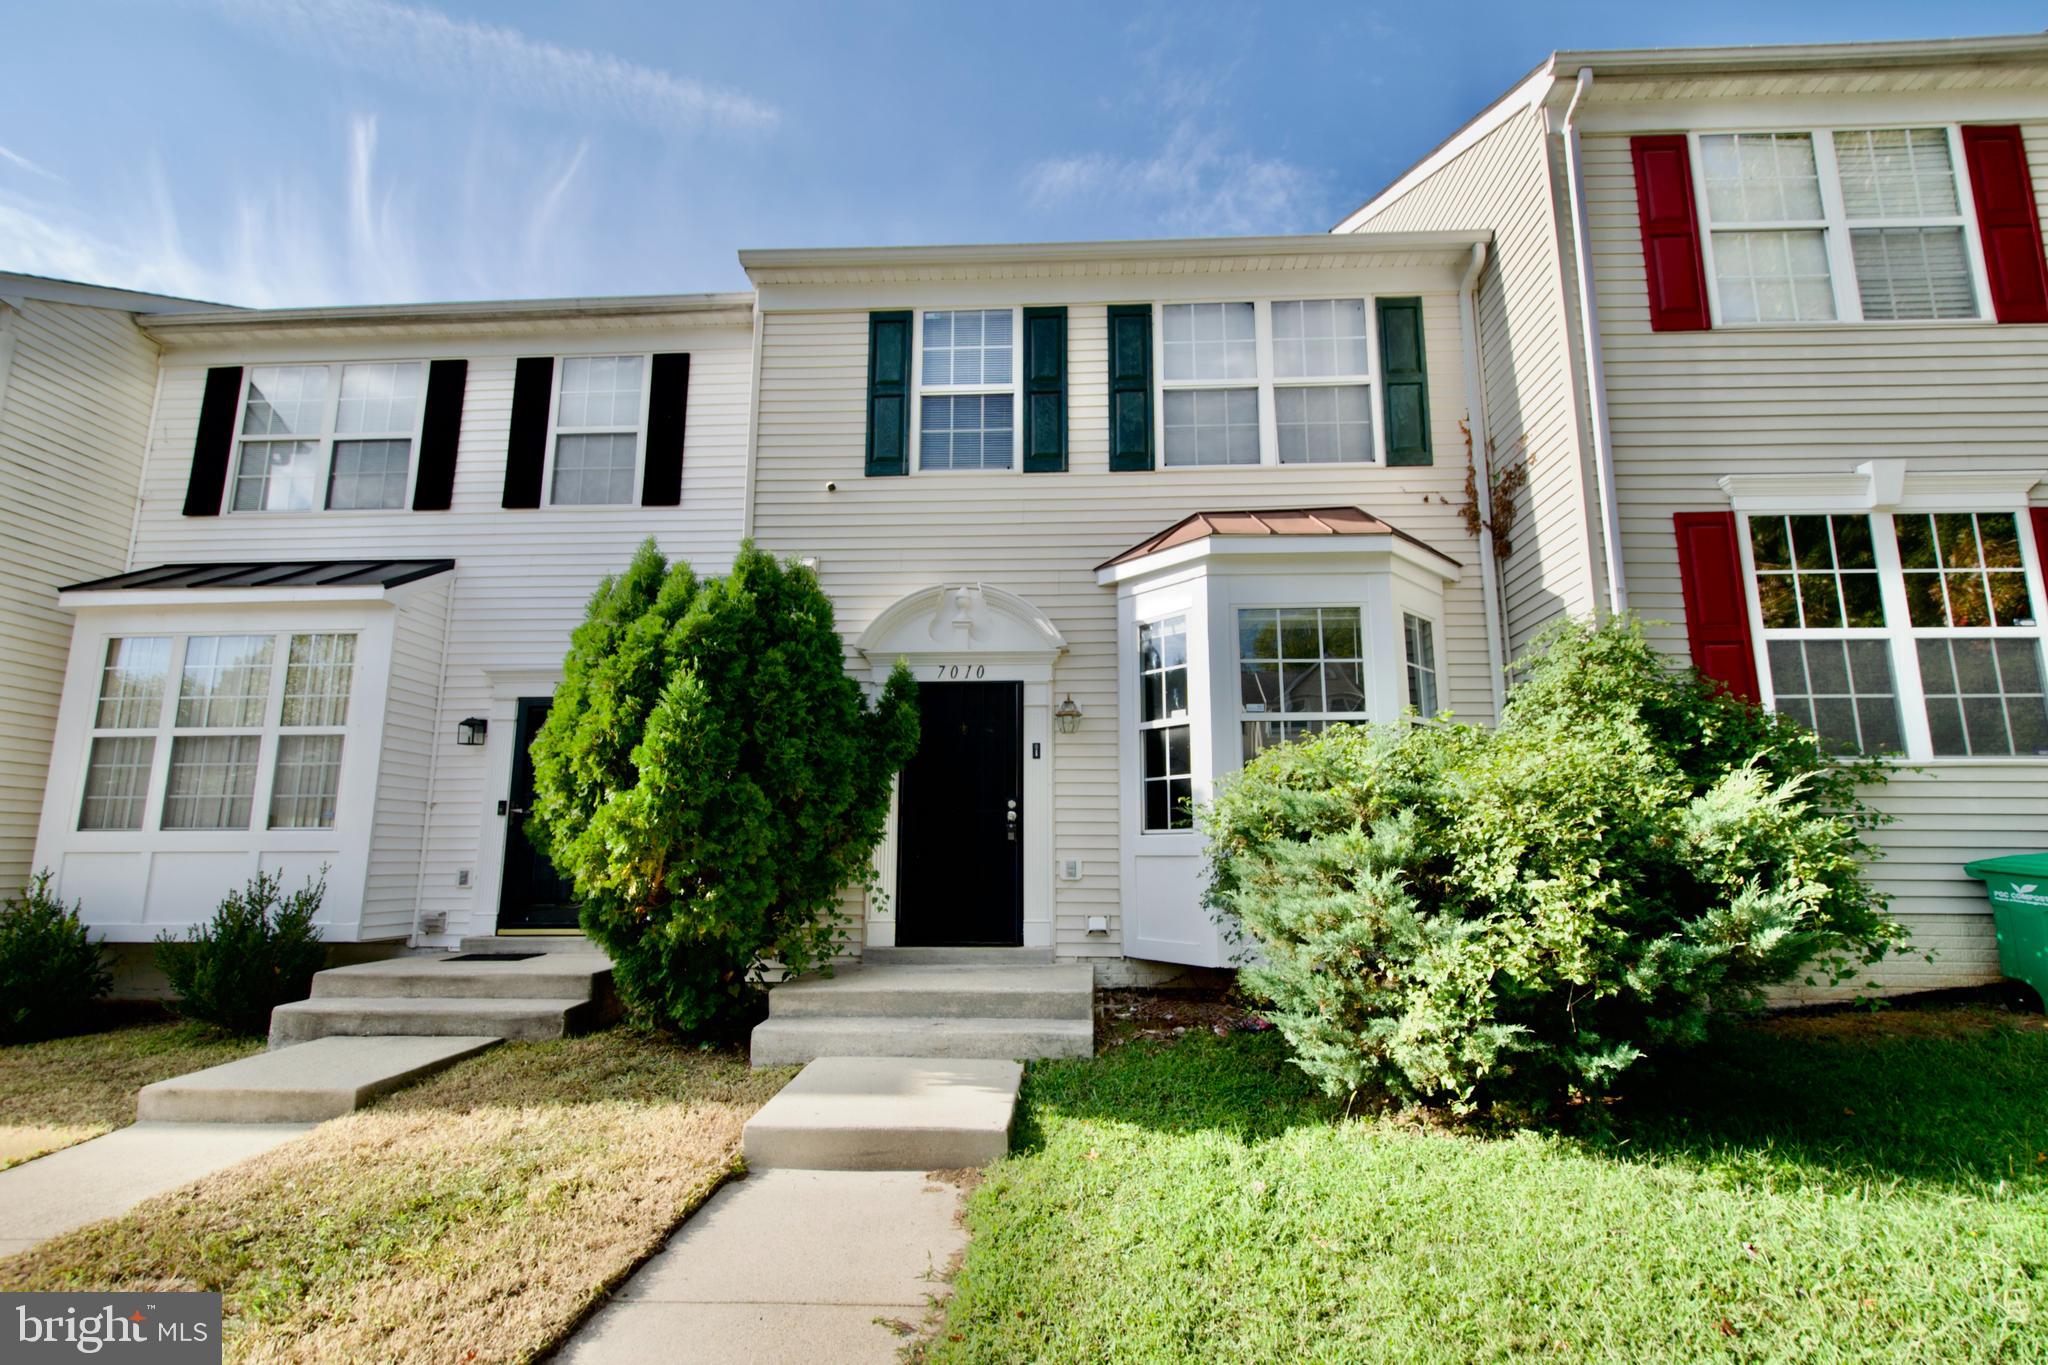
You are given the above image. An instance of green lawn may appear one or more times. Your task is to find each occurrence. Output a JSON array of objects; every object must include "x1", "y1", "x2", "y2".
[{"x1": 930, "y1": 1005, "x2": 2048, "y2": 1364}]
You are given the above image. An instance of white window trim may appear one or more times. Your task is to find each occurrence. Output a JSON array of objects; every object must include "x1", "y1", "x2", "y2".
[
  {"x1": 1137, "y1": 613, "x2": 1193, "y2": 834},
  {"x1": 228, "y1": 361, "x2": 427, "y2": 514},
  {"x1": 76, "y1": 629, "x2": 361, "y2": 834},
  {"x1": 1151, "y1": 297, "x2": 1383, "y2": 469},
  {"x1": 909, "y1": 308, "x2": 1023, "y2": 476},
  {"x1": 1402, "y1": 610, "x2": 1442, "y2": 718},
  {"x1": 540, "y1": 353, "x2": 655, "y2": 508},
  {"x1": 1234, "y1": 605, "x2": 1371, "y2": 753},
  {"x1": 1688, "y1": 124, "x2": 1995, "y2": 328},
  {"x1": 1735, "y1": 507, "x2": 2048, "y2": 762}
]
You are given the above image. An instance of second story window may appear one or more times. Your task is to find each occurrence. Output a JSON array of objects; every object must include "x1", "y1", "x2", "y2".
[
  {"x1": 548, "y1": 355, "x2": 646, "y2": 506},
  {"x1": 233, "y1": 362, "x2": 423, "y2": 512},
  {"x1": 1159, "y1": 300, "x2": 1378, "y2": 467},
  {"x1": 1696, "y1": 127, "x2": 1982, "y2": 325},
  {"x1": 916, "y1": 309, "x2": 1016, "y2": 471}
]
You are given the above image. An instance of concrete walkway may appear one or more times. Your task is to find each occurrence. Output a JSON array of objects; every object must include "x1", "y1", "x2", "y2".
[
  {"x1": 555, "y1": 1168, "x2": 968, "y2": 1365},
  {"x1": 0, "y1": 1121, "x2": 315, "y2": 1257}
]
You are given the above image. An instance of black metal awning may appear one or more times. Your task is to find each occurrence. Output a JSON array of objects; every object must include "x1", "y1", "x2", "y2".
[{"x1": 65, "y1": 560, "x2": 456, "y2": 592}]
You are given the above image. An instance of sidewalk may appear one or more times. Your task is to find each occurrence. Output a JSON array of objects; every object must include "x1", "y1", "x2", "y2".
[
  {"x1": 555, "y1": 1168, "x2": 969, "y2": 1364},
  {"x1": 0, "y1": 1121, "x2": 314, "y2": 1258}
]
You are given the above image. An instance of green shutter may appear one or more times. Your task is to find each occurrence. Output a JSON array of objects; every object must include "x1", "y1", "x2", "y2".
[
  {"x1": 1377, "y1": 296, "x2": 1431, "y2": 466},
  {"x1": 1107, "y1": 304, "x2": 1153, "y2": 471},
  {"x1": 865, "y1": 310, "x2": 912, "y2": 477},
  {"x1": 1022, "y1": 306, "x2": 1067, "y2": 473}
]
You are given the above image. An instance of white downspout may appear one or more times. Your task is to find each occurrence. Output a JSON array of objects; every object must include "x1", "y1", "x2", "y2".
[
  {"x1": 1562, "y1": 66, "x2": 1628, "y2": 615},
  {"x1": 1456, "y1": 241, "x2": 1507, "y2": 717}
]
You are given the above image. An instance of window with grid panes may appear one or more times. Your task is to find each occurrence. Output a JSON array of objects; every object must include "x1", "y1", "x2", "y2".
[
  {"x1": 1138, "y1": 617, "x2": 1192, "y2": 832},
  {"x1": 1237, "y1": 607, "x2": 1365, "y2": 757},
  {"x1": 233, "y1": 362, "x2": 423, "y2": 511}
]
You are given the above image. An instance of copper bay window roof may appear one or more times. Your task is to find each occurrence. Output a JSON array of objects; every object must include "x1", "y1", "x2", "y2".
[{"x1": 1096, "y1": 506, "x2": 1460, "y2": 571}]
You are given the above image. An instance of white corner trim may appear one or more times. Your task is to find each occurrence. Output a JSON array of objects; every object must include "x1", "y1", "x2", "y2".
[{"x1": 1718, "y1": 461, "x2": 2046, "y2": 513}]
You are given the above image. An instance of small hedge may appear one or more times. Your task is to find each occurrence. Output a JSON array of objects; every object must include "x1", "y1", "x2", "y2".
[
  {"x1": 155, "y1": 870, "x2": 327, "y2": 1036},
  {"x1": 1206, "y1": 616, "x2": 1905, "y2": 1113},
  {"x1": 0, "y1": 873, "x2": 112, "y2": 1043}
]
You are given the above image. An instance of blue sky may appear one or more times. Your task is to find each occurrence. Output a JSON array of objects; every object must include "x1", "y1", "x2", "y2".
[{"x1": 1, "y1": 1, "x2": 2040, "y2": 306}]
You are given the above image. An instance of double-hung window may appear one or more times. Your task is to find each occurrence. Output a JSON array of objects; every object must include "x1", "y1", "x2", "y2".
[
  {"x1": 233, "y1": 362, "x2": 424, "y2": 511},
  {"x1": 547, "y1": 355, "x2": 647, "y2": 506},
  {"x1": 77, "y1": 631, "x2": 359, "y2": 832},
  {"x1": 1744, "y1": 511, "x2": 2048, "y2": 758},
  {"x1": 915, "y1": 309, "x2": 1017, "y2": 471},
  {"x1": 1403, "y1": 614, "x2": 1439, "y2": 716},
  {"x1": 1696, "y1": 127, "x2": 1985, "y2": 324},
  {"x1": 1158, "y1": 300, "x2": 1376, "y2": 466},
  {"x1": 1138, "y1": 617, "x2": 1192, "y2": 831},
  {"x1": 1237, "y1": 607, "x2": 1366, "y2": 756}
]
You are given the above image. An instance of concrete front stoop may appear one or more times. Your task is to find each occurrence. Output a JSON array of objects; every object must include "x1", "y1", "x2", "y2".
[
  {"x1": 747, "y1": 961, "x2": 1095, "y2": 1066},
  {"x1": 268, "y1": 945, "x2": 617, "y2": 1047},
  {"x1": 743, "y1": 1056, "x2": 1023, "y2": 1171},
  {"x1": 137, "y1": 1035, "x2": 502, "y2": 1123}
]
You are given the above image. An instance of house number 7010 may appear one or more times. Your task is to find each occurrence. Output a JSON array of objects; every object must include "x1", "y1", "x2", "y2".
[{"x1": 932, "y1": 664, "x2": 987, "y2": 679}]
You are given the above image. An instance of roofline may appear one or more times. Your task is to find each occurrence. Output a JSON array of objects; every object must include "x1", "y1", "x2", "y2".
[
  {"x1": 0, "y1": 271, "x2": 230, "y2": 314},
  {"x1": 1333, "y1": 32, "x2": 2048, "y2": 233},
  {"x1": 740, "y1": 232, "x2": 1489, "y2": 275},
  {"x1": 140, "y1": 290, "x2": 757, "y2": 337}
]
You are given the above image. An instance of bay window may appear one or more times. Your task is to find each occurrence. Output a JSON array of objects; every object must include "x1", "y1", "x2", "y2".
[
  {"x1": 1403, "y1": 613, "x2": 1439, "y2": 716},
  {"x1": 233, "y1": 362, "x2": 424, "y2": 511},
  {"x1": 1696, "y1": 126, "x2": 1985, "y2": 325},
  {"x1": 1743, "y1": 510, "x2": 2048, "y2": 757},
  {"x1": 1138, "y1": 617, "x2": 1191, "y2": 831},
  {"x1": 1237, "y1": 607, "x2": 1365, "y2": 756},
  {"x1": 77, "y1": 630, "x2": 359, "y2": 832}
]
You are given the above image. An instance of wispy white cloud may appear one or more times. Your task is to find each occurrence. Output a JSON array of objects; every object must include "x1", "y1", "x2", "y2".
[
  {"x1": 0, "y1": 114, "x2": 589, "y2": 306},
  {"x1": 211, "y1": 0, "x2": 779, "y2": 134},
  {"x1": 1024, "y1": 120, "x2": 1320, "y2": 237},
  {"x1": 0, "y1": 144, "x2": 64, "y2": 183}
]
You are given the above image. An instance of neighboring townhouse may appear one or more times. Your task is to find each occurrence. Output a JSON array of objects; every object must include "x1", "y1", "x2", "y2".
[
  {"x1": 741, "y1": 235, "x2": 1500, "y2": 980},
  {"x1": 1343, "y1": 33, "x2": 2048, "y2": 993},
  {"x1": 0, "y1": 273, "x2": 220, "y2": 900},
  {"x1": 29, "y1": 292, "x2": 756, "y2": 960}
]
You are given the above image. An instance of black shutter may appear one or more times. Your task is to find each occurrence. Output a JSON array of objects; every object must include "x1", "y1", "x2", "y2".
[
  {"x1": 641, "y1": 352, "x2": 690, "y2": 507},
  {"x1": 865, "y1": 311, "x2": 911, "y2": 477},
  {"x1": 1022, "y1": 307, "x2": 1067, "y2": 473},
  {"x1": 411, "y1": 358, "x2": 467, "y2": 511},
  {"x1": 1107, "y1": 305, "x2": 1153, "y2": 472},
  {"x1": 182, "y1": 366, "x2": 242, "y2": 516},
  {"x1": 502, "y1": 356, "x2": 553, "y2": 508},
  {"x1": 1377, "y1": 297, "x2": 1431, "y2": 466}
]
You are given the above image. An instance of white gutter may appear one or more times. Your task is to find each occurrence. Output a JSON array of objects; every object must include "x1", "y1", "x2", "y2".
[
  {"x1": 1562, "y1": 66, "x2": 1628, "y2": 616},
  {"x1": 1455, "y1": 242, "x2": 1507, "y2": 716}
]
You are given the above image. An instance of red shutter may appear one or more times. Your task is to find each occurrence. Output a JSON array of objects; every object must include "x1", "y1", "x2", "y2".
[
  {"x1": 1961, "y1": 125, "x2": 2048, "y2": 325},
  {"x1": 2032, "y1": 508, "x2": 2048, "y2": 586},
  {"x1": 1673, "y1": 512, "x2": 1760, "y2": 702},
  {"x1": 1631, "y1": 135, "x2": 1712, "y2": 332}
]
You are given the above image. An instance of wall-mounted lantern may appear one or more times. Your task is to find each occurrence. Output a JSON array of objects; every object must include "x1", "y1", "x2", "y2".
[
  {"x1": 1054, "y1": 694, "x2": 1083, "y2": 734},
  {"x1": 456, "y1": 717, "x2": 489, "y2": 746}
]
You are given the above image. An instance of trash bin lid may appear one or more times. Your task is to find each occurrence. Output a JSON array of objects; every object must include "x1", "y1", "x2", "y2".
[{"x1": 1963, "y1": 851, "x2": 2048, "y2": 880}]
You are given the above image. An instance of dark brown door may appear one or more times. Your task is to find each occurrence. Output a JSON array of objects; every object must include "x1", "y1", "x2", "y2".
[
  {"x1": 497, "y1": 698, "x2": 579, "y2": 932},
  {"x1": 897, "y1": 681, "x2": 1024, "y2": 946}
]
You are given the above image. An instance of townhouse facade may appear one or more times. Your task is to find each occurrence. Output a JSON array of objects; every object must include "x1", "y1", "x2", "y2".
[
  {"x1": 13, "y1": 32, "x2": 2048, "y2": 997},
  {"x1": 1344, "y1": 34, "x2": 2048, "y2": 993}
]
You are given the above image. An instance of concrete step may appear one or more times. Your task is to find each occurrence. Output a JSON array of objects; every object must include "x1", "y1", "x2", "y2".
[
  {"x1": 310, "y1": 953, "x2": 611, "y2": 1002},
  {"x1": 862, "y1": 946, "x2": 1053, "y2": 966},
  {"x1": 456, "y1": 935, "x2": 607, "y2": 958},
  {"x1": 269, "y1": 996, "x2": 594, "y2": 1048},
  {"x1": 742, "y1": 1057, "x2": 1022, "y2": 1171},
  {"x1": 138, "y1": 1036, "x2": 500, "y2": 1122},
  {"x1": 749, "y1": 1015, "x2": 1093, "y2": 1066},
  {"x1": 769, "y1": 964, "x2": 1093, "y2": 1021}
]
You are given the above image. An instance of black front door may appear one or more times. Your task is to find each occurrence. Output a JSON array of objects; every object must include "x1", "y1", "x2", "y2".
[
  {"x1": 497, "y1": 698, "x2": 579, "y2": 933},
  {"x1": 897, "y1": 681, "x2": 1024, "y2": 946}
]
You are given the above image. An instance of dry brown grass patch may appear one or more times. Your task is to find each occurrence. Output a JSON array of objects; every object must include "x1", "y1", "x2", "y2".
[{"x1": 0, "y1": 1030, "x2": 793, "y2": 1363}]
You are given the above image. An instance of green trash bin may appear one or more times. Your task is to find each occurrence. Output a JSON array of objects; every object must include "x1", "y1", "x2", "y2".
[{"x1": 1962, "y1": 852, "x2": 2048, "y2": 1010}]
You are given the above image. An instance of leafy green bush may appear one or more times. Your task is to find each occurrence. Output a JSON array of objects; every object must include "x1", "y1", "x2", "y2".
[
  {"x1": 0, "y1": 872, "x2": 112, "y2": 1042},
  {"x1": 529, "y1": 539, "x2": 919, "y2": 1034},
  {"x1": 155, "y1": 870, "x2": 327, "y2": 1036},
  {"x1": 1206, "y1": 615, "x2": 1904, "y2": 1112}
]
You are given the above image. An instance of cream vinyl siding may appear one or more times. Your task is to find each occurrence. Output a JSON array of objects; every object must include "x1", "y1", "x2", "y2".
[
  {"x1": 363, "y1": 579, "x2": 448, "y2": 940},
  {"x1": 0, "y1": 298, "x2": 161, "y2": 896},
  {"x1": 751, "y1": 297, "x2": 1485, "y2": 974},
  {"x1": 1581, "y1": 121, "x2": 2048, "y2": 994},
  {"x1": 127, "y1": 327, "x2": 755, "y2": 943},
  {"x1": 1342, "y1": 108, "x2": 1605, "y2": 652}
]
